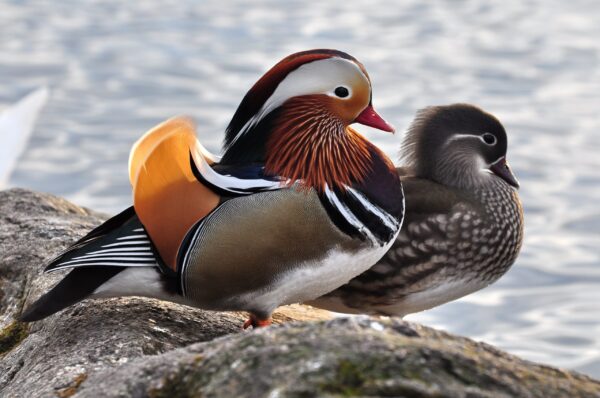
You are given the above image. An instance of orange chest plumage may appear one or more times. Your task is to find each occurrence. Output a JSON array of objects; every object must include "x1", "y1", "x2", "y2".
[{"x1": 264, "y1": 96, "x2": 375, "y2": 192}]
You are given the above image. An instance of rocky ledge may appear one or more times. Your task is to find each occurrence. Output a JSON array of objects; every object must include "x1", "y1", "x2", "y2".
[{"x1": 1, "y1": 188, "x2": 599, "y2": 398}]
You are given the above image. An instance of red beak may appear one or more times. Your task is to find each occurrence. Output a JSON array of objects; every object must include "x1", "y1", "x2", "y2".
[{"x1": 354, "y1": 105, "x2": 395, "y2": 133}]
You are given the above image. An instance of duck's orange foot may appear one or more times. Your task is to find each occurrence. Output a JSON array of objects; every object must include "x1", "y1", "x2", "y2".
[{"x1": 242, "y1": 314, "x2": 272, "y2": 329}]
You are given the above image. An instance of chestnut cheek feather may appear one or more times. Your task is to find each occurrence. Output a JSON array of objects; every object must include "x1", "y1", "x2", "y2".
[
  {"x1": 265, "y1": 96, "x2": 373, "y2": 192},
  {"x1": 338, "y1": 83, "x2": 371, "y2": 123}
]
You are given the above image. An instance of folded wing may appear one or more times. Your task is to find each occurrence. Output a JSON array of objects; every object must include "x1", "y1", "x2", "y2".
[{"x1": 130, "y1": 117, "x2": 221, "y2": 270}]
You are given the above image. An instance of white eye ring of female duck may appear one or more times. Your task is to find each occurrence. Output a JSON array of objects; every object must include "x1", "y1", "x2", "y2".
[{"x1": 481, "y1": 132, "x2": 497, "y2": 146}]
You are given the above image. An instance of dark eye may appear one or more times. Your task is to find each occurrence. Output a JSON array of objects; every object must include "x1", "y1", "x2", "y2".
[
  {"x1": 334, "y1": 86, "x2": 349, "y2": 98},
  {"x1": 482, "y1": 133, "x2": 497, "y2": 145}
]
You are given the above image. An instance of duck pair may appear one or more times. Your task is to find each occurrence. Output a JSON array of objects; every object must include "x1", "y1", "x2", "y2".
[{"x1": 21, "y1": 49, "x2": 523, "y2": 327}]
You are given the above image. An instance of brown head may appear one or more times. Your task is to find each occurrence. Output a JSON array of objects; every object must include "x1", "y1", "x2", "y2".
[{"x1": 220, "y1": 49, "x2": 394, "y2": 191}]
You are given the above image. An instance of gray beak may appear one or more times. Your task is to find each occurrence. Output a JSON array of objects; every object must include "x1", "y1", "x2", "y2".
[{"x1": 489, "y1": 157, "x2": 520, "y2": 189}]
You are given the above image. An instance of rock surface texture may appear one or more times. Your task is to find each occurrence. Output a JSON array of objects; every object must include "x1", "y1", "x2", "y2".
[{"x1": 1, "y1": 188, "x2": 599, "y2": 398}]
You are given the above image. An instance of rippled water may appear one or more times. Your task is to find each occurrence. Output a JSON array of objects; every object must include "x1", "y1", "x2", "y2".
[{"x1": 2, "y1": 0, "x2": 600, "y2": 378}]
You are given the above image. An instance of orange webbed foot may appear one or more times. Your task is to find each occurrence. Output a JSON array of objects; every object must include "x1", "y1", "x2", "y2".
[{"x1": 242, "y1": 314, "x2": 272, "y2": 329}]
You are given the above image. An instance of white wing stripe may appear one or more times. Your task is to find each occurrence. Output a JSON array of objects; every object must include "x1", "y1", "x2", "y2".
[
  {"x1": 101, "y1": 240, "x2": 151, "y2": 248},
  {"x1": 48, "y1": 262, "x2": 156, "y2": 272},
  {"x1": 116, "y1": 234, "x2": 148, "y2": 240},
  {"x1": 196, "y1": 138, "x2": 222, "y2": 163},
  {"x1": 59, "y1": 257, "x2": 157, "y2": 266},
  {"x1": 191, "y1": 147, "x2": 282, "y2": 193},
  {"x1": 72, "y1": 253, "x2": 155, "y2": 260},
  {"x1": 85, "y1": 247, "x2": 152, "y2": 255}
]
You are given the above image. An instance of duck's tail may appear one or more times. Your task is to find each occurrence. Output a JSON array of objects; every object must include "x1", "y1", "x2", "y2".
[{"x1": 20, "y1": 207, "x2": 165, "y2": 322}]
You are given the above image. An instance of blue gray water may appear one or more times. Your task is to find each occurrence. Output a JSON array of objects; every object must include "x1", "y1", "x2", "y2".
[{"x1": 2, "y1": 0, "x2": 600, "y2": 377}]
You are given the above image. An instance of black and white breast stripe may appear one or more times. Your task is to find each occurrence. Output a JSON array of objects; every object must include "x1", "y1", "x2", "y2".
[
  {"x1": 190, "y1": 145, "x2": 402, "y2": 246},
  {"x1": 321, "y1": 185, "x2": 402, "y2": 246},
  {"x1": 44, "y1": 210, "x2": 159, "y2": 273}
]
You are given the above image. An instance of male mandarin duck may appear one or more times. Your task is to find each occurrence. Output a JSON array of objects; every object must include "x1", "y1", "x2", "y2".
[
  {"x1": 309, "y1": 104, "x2": 524, "y2": 316},
  {"x1": 21, "y1": 49, "x2": 404, "y2": 328}
]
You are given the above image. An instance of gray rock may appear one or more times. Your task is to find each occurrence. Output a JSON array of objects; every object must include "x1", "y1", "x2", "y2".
[{"x1": 0, "y1": 188, "x2": 598, "y2": 398}]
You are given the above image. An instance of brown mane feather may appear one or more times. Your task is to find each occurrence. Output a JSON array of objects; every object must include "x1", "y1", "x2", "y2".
[{"x1": 265, "y1": 96, "x2": 373, "y2": 192}]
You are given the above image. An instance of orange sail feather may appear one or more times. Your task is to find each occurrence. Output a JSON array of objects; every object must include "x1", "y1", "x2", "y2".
[{"x1": 130, "y1": 117, "x2": 220, "y2": 270}]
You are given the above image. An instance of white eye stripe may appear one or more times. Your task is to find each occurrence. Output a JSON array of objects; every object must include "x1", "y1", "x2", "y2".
[
  {"x1": 445, "y1": 134, "x2": 479, "y2": 144},
  {"x1": 226, "y1": 57, "x2": 368, "y2": 149},
  {"x1": 446, "y1": 133, "x2": 497, "y2": 146}
]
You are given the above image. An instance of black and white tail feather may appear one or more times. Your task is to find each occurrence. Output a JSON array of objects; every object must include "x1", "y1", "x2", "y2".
[
  {"x1": 20, "y1": 207, "x2": 166, "y2": 322},
  {"x1": 44, "y1": 207, "x2": 158, "y2": 273}
]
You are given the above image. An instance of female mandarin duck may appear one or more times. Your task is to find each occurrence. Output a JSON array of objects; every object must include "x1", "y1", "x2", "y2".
[
  {"x1": 21, "y1": 49, "x2": 404, "y2": 328},
  {"x1": 310, "y1": 104, "x2": 524, "y2": 316}
]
